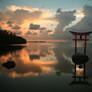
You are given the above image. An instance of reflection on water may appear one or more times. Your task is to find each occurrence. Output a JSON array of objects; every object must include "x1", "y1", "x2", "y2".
[
  {"x1": 0, "y1": 42, "x2": 92, "y2": 91},
  {"x1": 2, "y1": 60, "x2": 16, "y2": 69},
  {"x1": 71, "y1": 53, "x2": 90, "y2": 85},
  {"x1": 0, "y1": 43, "x2": 58, "y2": 78},
  {"x1": 0, "y1": 45, "x2": 24, "y2": 56},
  {"x1": 70, "y1": 64, "x2": 90, "y2": 85}
]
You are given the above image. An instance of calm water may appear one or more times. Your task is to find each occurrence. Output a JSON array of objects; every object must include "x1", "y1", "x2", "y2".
[{"x1": 0, "y1": 42, "x2": 92, "y2": 92}]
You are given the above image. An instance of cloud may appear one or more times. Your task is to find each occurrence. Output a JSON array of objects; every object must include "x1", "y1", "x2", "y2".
[
  {"x1": 53, "y1": 9, "x2": 76, "y2": 39},
  {"x1": 48, "y1": 30, "x2": 52, "y2": 32},
  {"x1": 29, "y1": 23, "x2": 47, "y2": 31},
  {"x1": 9, "y1": 9, "x2": 42, "y2": 24},
  {"x1": 7, "y1": 5, "x2": 39, "y2": 12},
  {"x1": 12, "y1": 25, "x2": 21, "y2": 30},
  {"x1": 0, "y1": 7, "x2": 42, "y2": 31},
  {"x1": 40, "y1": 27, "x2": 46, "y2": 30},
  {"x1": 52, "y1": 5, "x2": 92, "y2": 40},
  {"x1": 29, "y1": 23, "x2": 40, "y2": 30},
  {"x1": 0, "y1": 5, "x2": 55, "y2": 40},
  {"x1": 28, "y1": 23, "x2": 52, "y2": 38},
  {"x1": 6, "y1": 5, "x2": 54, "y2": 25},
  {"x1": 0, "y1": 5, "x2": 53, "y2": 28},
  {"x1": 70, "y1": 5, "x2": 92, "y2": 32},
  {"x1": 56, "y1": 8, "x2": 62, "y2": 13},
  {"x1": 1, "y1": 5, "x2": 92, "y2": 40},
  {"x1": 7, "y1": 21, "x2": 13, "y2": 27},
  {"x1": 63, "y1": 9, "x2": 85, "y2": 32},
  {"x1": 26, "y1": 31, "x2": 32, "y2": 35},
  {"x1": 33, "y1": 32, "x2": 38, "y2": 35},
  {"x1": 55, "y1": 9, "x2": 76, "y2": 29}
]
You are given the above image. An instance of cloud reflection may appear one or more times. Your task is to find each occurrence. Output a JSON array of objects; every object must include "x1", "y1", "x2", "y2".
[
  {"x1": 0, "y1": 43, "x2": 57, "y2": 78},
  {"x1": 0, "y1": 42, "x2": 92, "y2": 78}
]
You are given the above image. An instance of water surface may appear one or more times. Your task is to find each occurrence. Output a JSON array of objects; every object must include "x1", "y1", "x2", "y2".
[{"x1": 0, "y1": 42, "x2": 92, "y2": 92}]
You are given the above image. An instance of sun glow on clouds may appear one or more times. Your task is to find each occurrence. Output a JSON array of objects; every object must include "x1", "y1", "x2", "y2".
[
  {"x1": 75, "y1": 9, "x2": 85, "y2": 18},
  {"x1": 1, "y1": 5, "x2": 90, "y2": 40},
  {"x1": 7, "y1": 5, "x2": 39, "y2": 12},
  {"x1": 0, "y1": 5, "x2": 56, "y2": 39},
  {"x1": 7, "y1": 5, "x2": 56, "y2": 25},
  {"x1": 63, "y1": 9, "x2": 85, "y2": 32}
]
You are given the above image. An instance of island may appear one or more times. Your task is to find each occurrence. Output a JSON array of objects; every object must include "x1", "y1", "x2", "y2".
[{"x1": 0, "y1": 29, "x2": 27, "y2": 44}]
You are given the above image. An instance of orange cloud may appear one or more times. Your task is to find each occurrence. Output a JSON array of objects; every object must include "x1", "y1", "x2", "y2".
[
  {"x1": 7, "y1": 5, "x2": 39, "y2": 12},
  {"x1": 0, "y1": 5, "x2": 57, "y2": 39}
]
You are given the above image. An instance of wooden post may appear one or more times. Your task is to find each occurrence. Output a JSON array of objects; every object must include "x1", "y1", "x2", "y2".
[
  {"x1": 75, "y1": 35, "x2": 77, "y2": 55},
  {"x1": 83, "y1": 64, "x2": 86, "y2": 81},
  {"x1": 84, "y1": 35, "x2": 87, "y2": 55}
]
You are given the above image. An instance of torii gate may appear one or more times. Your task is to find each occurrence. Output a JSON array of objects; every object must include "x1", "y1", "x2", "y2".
[
  {"x1": 70, "y1": 31, "x2": 92, "y2": 55},
  {"x1": 70, "y1": 31, "x2": 92, "y2": 85}
]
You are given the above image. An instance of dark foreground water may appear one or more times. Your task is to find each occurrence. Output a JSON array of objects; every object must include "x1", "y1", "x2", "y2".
[{"x1": 0, "y1": 42, "x2": 92, "y2": 92}]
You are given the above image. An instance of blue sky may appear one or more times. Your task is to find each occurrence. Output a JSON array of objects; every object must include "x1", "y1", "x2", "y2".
[{"x1": 0, "y1": 0, "x2": 92, "y2": 11}]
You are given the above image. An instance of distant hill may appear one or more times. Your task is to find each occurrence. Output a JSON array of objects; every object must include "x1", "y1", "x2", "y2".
[{"x1": 0, "y1": 29, "x2": 27, "y2": 44}]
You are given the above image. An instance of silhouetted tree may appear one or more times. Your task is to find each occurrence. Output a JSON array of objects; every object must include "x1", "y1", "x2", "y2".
[{"x1": 0, "y1": 29, "x2": 26, "y2": 44}]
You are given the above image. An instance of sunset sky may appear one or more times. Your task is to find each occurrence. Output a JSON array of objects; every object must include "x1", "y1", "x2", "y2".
[{"x1": 0, "y1": 0, "x2": 92, "y2": 40}]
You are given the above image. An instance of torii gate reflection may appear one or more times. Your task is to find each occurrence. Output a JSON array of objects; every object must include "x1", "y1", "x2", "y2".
[{"x1": 70, "y1": 31, "x2": 92, "y2": 85}]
